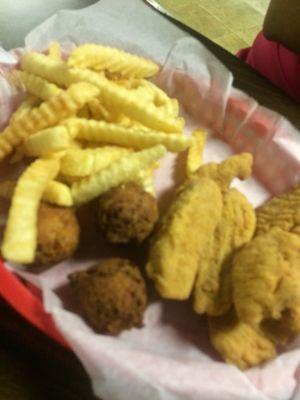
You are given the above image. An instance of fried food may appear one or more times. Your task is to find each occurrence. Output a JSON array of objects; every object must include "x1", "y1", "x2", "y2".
[
  {"x1": 233, "y1": 228, "x2": 300, "y2": 329},
  {"x1": 68, "y1": 258, "x2": 147, "y2": 334},
  {"x1": 35, "y1": 203, "x2": 80, "y2": 265},
  {"x1": 186, "y1": 129, "x2": 207, "y2": 177},
  {"x1": 147, "y1": 153, "x2": 254, "y2": 301},
  {"x1": 97, "y1": 182, "x2": 158, "y2": 244},
  {"x1": 193, "y1": 189, "x2": 256, "y2": 316},
  {"x1": 23, "y1": 126, "x2": 74, "y2": 157},
  {"x1": 21, "y1": 53, "x2": 183, "y2": 133},
  {"x1": 71, "y1": 145, "x2": 166, "y2": 205},
  {"x1": 192, "y1": 152, "x2": 253, "y2": 191},
  {"x1": 10, "y1": 95, "x2": 40, "y2": 124},
  {"x1": 67, "y1": 118, "x2": 191, "y2": 152},
  {"x1": 48, "y1": 41, "x2": 61, "y2": 61},
  {"x1": 256, "y1": 184, "x2": 300, "y2": 235},
  {"x1": 1, "y1": 158, "x2": 60, "y2": 264},
  {"x1": 0, "y1": 82, "x2": 99, "y2": 160},
  {"x1": 9, "y1": 70, "x2": 62, "y2": 101},
  {"x1": 68, "y1": 44, "x2": 159, "y2": 78},
  {"x1": 60, "y1": 147, "x2": 129, "y2": 177},
  {"x1": 209, "y1": 310, "x2": 276, "y2": 370},
  {"x1": 147, "y1": 177, "x2": 223, "y2": 300},
  {"x1": 0, "y1": 179, "x2": 73, "y2": 207}
]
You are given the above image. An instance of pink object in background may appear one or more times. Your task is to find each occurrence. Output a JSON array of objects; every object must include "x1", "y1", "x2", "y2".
[{"x1": 238, "y1": 32, "x2": 300, "y2": 103}]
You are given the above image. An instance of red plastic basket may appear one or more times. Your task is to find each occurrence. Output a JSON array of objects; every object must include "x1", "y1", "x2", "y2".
[{"x1": 0, "y1": 259, "x2": 69, "y2": 348}]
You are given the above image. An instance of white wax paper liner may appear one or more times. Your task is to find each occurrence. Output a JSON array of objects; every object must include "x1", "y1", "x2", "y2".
[{"x1": 0, "y1": 1, "x2": 300, "y2": 399}]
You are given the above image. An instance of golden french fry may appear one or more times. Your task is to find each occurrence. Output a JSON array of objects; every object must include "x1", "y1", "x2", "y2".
[
  {"x1": 9, "y1": 70, "x2": 62, "y2": 101},
  {"x1": 87, "y1": 98, "x2": 111, "y2": 121},
  {"x1": 68, "y1": 44, "x2": 159, "y2": 78},
  {"x1": 135, "y1": 167, "x2": 156, "y2": 196},
  {"x1": 10, "y1": 96, "x2": 40, "y2": 124},
  {"x1": 60, "y1": 146, "x2": 129, "y2": 177},
  {"x1": 48, "y1": 41, "x2": 61, "y2": 60},
  {"x1": 71, "y1": 70, "x2": 184, "y2": 133},
  {"x1": 1, "y1": 158, "x2": 60, "y2": 264},
  {"x1": 0, "y1": 82, "x2": 99, "y2": 161},
  {"x1": 43, "y1": 181, "x2": 73, "y2": 206},
  {"x1": 136, "y1": 80, "x2": 179, "y2": 118},
  {"x1": 0, "y1": 179, "x2": 72, "y2": 207},
  {"x1": 23, "y1": 126, "x2": 73, "y2": 157},
  {"x1": 64, "y1": 118, "x2": 192, "y2": 152},
  {"x1": 71, "y1": 145, "x2": 166, "y2": 204},
  {"x1": 21, "y1": 52, "x2": 73, "y2": 87},
  {"x1": 20, "y1": 54, "x2": 182, "y2": 132},
  {"x1": 186, "y1": 130, "x2": 207, "y2": 177},
  {"x1": 77, "y1": 104, "x2": 91, "y2": 119},
  {"x1": 161, "y1": 99, "x2": 179, "y2": 118}
]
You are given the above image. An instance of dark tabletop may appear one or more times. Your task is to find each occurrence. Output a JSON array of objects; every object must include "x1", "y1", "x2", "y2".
[{"x1": 1, "y1": 13, "x2": 299, "y2": 400}]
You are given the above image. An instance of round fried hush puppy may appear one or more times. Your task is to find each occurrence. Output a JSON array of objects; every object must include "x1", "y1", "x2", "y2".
[
  {"x1": 35, "y1": 203, "x2": 80, "y2": 265},
  {"x1": 97, "y1": 182, "x2": 158, "y2": 244},
  {"x1": 68, "y1": 258, "x2": 147, "y2": 334}
]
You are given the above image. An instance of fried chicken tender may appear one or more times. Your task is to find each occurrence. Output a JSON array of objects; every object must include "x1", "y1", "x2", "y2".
[
  {"x1": 97, "y1": 182, "x2": 158, "y2": 244},
  {"x1": 256, "y1": 184, "x2": 300, "y2": 235},
  {"x1": 147, "y1": 177, "x2": 223, "y2": 299},
  {"x1": 147, "y1": 153, "x2": 254, "y2": 301},
  {"x1": 68, "y1": 258, "x2": 147, "y2": 335},
  {"x1": 209, "y1": 310, "x2": 276, "y2": 370},
  {"x1": 261, "y1": 305, "x2": 300, "y2": 345},
  {"x1": 35, "y1": 203, "x2": 80, "y2": 265},
  {"x1": 194, "y1": 189, "x2": 256, "y2": 316},
  {"x1": 233, "y1": 228, "x2": 300, "y2": 330},
  {"x1": 192, "y1": 152, "x2": 253, "y2": 191}
]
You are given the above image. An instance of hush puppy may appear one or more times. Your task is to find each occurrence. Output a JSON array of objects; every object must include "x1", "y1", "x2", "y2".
[{"x1": 68, "y1": 258, "x2": 147, "y2": 334}]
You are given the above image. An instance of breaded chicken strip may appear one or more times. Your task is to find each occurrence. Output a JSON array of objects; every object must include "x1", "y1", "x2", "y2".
[
  {"x1": 194, "y1": 189, "x2": 256, "y2": 315},
  {"x1": 147, "y1": 153, "x2": 253, "y2": 301},
  {"x1": 233, "y1": 228, "x2": 300, "y2": 328},
  {"x1": 256, "y1": 184, "x2": 300, "y2": 235},
  {"x1": 192, "y1": 152, "x2": 253, "y2": 191},
  {"x1": 209, "y1": 309, "x2": 276, "y2": 370},
  {"x1": 261, "y1": 305, "x2": 300, "y2": 346},
  {"x1": 147, "y1": 177, "x2": 223, "y2": 299}
]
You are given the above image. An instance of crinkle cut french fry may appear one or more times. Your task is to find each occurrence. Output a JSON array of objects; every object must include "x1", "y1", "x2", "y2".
[
  {"x1": 65, "y1": 118, "x2": 192, "y2": 152},
  {"x1": 135, "y1": 167, "x2": 156, "y2": 196},
  {"x1": 0, "y1": 82, "x2": 99, "y2": 161},
  {"x1": 71, "y1": 145, "x2": 166, "y2": 204},
  {"x1": 48, "y1": 41, "x2": 61, "y2": 60},
  {"x1": 1, "y1": 158, "x2": 60, "y2": 264},
  {"x1": 9, "y1": 70, "x2": 62, "y2": 101},
  {"x1": 60, "y1": 146, "x2": 129, "y2": 177},
  {"x1": 69, "y1": 69, "x2": 183, "y2": 133},
  {"x1": 43, "y1": 181, "x2": 73, "y2": 206},
  {"x1": 10, "y1": 96, "x2": 39, "y2": 124},
  {"x1": 23, "y1": 126, "x2": 73, "y2": 157},
  {"x1": 26, "y1": 54, "x2": 182, "y2": 131},
  {"x1": 186, "y1": 130, "x2": 207, "y2": 177},
  {"x1": 68, "y1": 44, "x2": 159, "y2": 78},
  {"x1": 20, "y1": 54, "x2": 182, "y2": 133},
  {"x1": 21, "y1": 52, "x2": 73, "y2": 87},
  {"x1": 0, "y1": 179, "x2": 73, "y2": 207}
]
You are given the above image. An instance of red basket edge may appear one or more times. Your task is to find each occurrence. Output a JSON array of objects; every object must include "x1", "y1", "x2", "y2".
[{"x1": 0, "y1": 259, "x2": 69, "y2": 348}]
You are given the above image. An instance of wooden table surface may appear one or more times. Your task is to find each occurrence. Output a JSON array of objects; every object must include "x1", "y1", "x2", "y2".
[{"x1": 1, "y1": 8, "x2": 299, "y2": 400}]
